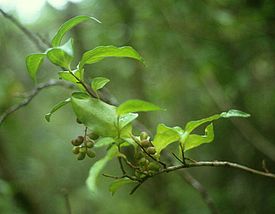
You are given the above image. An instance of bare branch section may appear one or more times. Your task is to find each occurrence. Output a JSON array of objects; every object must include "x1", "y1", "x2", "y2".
[
  {"x1": 0, "y1": 80, "x2": 73, "y2": 125},
  {"x1": 179, "y1": 171, "x2": 219, "y2": 214},
  {"x1": 156, "y1": 160, "x2": 275, "y2": 179},
  {"x1": 0, "y1": 8, "x2": 46, "y2": 51}
]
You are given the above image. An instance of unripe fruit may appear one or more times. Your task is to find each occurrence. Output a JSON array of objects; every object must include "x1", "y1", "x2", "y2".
[
  {"x1": 77, "y1": 136, "x2": 84, "y2": 143},
  {"x1": 72, "y1": 146, "x2": 80, "y2": 154},
  {"x1": 138, "y1": 157, "x2": 149, "y2": 166},
  {"x1": 71, "y1": 139, "x2": 82, "y2": 146},
  {"x1": 140, "y1": 131, "x2": 149, "y2": 140},
  {"x1": 79, "y1": 146, "x2": 86, "y2": 153},
  {"x1": 86, "y1": 140, "x2": 95, "y2": 148},
  {"x1": 146, "y1": 147, "x2": 156, "y2": 155},
  {"x1": 88, "y1": 132, "x2": 99, "y2": 140},
  {"x1": 87, "y1": 150, "x2": 96, "y2": 158},
  {"x1": 140, "y1": 139, "x2": 151, "y2": 148},
  {"x1": 77, "y1": 152, "x2": 86, "y2": 160},
  {"x1": 148, "y1": 162, "x2": 160, "y2": 171}
]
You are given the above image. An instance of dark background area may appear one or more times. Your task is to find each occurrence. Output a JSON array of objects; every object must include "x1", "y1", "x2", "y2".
[{"x1": 0, "y1": 0, "x2": 275, "y2": 213}]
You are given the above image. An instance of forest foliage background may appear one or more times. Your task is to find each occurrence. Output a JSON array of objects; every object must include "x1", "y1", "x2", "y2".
[{"x1": 0, "y1": 0, "x2": 275, "y2": 213}]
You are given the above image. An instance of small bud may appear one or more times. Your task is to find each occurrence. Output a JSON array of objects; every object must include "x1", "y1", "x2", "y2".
[
  {"x1": 86, "y1": 140, "x2": 95, "y2": 148},
  {"x1": 72, "y1": 146, "x2": 80, "y2": 154},
  {"x1": 140, "y1": 131, "x2": 149, "y2": 140},
  {"x1": 87, "y1": 150, "x2": 96, "y2": 158},
  {"x1": 77, "y1": 152, "x2": 86, "y2": 160},
  {"x1": 140, "y1": 139, "x2": 151, "y2": 148},
  {"x1": 146, "y1": 147, "x2": 156, "y2": 155},
  {"x1": 71, "y1": 139, "x2": 82, "y2": 146},
  {"x1": 88, "y1": 132, "x2": 99, "y2": 140}
]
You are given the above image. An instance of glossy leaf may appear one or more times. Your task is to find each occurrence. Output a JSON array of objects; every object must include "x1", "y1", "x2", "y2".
[
  {"x1": 26, "y1": 53, "x2": 46, "y2": 81},
  {"x1": 117, "y1": 99, "x2": 163, "y2": 115},
  {"x1": 94, "y1": 137, "x2": 115, "y2": 148},
  {"x1": 58, "y1": 69, "x2": 85, "y2": 90},
  {"x1": 109, "y1": 178, "x2": 137, "y2": 195},
  {"x1": 71, "y1": 92, "x2": 117, "y2": 137},
  {"x1": 184, "y1": 123, "x2": 214, "y2": 151},
  {"x1": 47, "y1": 39, "x2": 73, "y2": 69},
  {"x1": 118, "y1": 113, "x2": 138, "y2": 129},
  {"x1": 86, "y1": 145, "x2": 118, "y2": 193},
  {"x1": 45, "y1": 98, "x2": 71, "y2": 122},
  {"x1": 79, "y1": 45, "x2": 144, "y2": 68},
  {"x1": 91, "y1": 77, "x2": 110, "y2": 92},
  {"x1": 71, "y1": 92, "x2": 133, "y2": 137},
  {"x1": 51, "y1": 15, "x2": 101, "y2": 47},
  {"x1": 152, "y1": 124, "x2": 180, "y2": 154},
  {"x1": 185, "y1": 109, "x2": 250, "y2": 133}
]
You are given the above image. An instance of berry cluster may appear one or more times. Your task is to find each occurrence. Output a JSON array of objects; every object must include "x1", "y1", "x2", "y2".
[
  {"x1": 134, "y1": 132, "x2": 160, "y2": 177},
  {"x1": 71, "y1": 133, "x2": 98, "y2": 160}
]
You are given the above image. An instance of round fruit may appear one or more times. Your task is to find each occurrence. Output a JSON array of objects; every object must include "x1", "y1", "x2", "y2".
[
  {"x1": 140, "y1": 139, "x2": 151, "y2": 148},
  {"x1": 77, "y1": 136, "x2": 84, "y2": 143},
  {"x1": 77, "y1": 152, "x2": 86, "y2": 160},
  {"x1": 86, "y1": 139, "x2": 95, "y2": 148},
  {"x1": 146, "y1": 147, "x2": 156, "y2": 155},
  {"x1": 72, "y1": 146, "x2": 80, "y2": 154},
  {"x1": 140, "y1": 131, "x2": 149, "y2": 140},
  {"x1": 87, "y1": 150, "x2": 96, "y2": 158},
  {"x1": 71, "y1": 139, "x2": 82, "y2": 146},
  {"x1": 79, "y1": 146, "x2": 86, "y2": 153},
  {"x1": 88, "y1": 132, "x2": 99, "y2": 140}
]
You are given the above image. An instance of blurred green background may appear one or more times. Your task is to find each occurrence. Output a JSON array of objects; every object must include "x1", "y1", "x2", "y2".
[{"x1": 1, "y1": 0, "x2": 275, "y2": 213}]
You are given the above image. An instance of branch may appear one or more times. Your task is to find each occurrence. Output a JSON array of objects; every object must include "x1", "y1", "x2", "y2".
[
  {"x1": 0, "y1": 8, "x2": 46, "y2": 51},
  {"x1": 179, "y1": 171, "x2": 219, "y2": 214},
  {"x1": 156, "y1": 160, "x2": 275, "y2": 179},
  {"x1": 0, "y1": 80, "x2": 73, "y2": 125}
]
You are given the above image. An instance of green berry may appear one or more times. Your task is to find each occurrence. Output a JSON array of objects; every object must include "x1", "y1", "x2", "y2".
[
  {"x1": 148, "y1": 162, "x2": 160, "y2": 171},
  {"x1": 71, "y1": 139, "x2": 82, "y2": 146},
  {"x1": 140, "y1": 139, "x2": 151, "y2": 148},
  {"x1": 88, "y1": 132, "x2": 99, "y2": 140},
  {"x1": 87, "y1": 150, "x2": 96, "y2": 158},
  {"x1": 77, "y1": 136, "x2": 84, "y2": 143},
  {"x1": 138, "y1": 157, "x2": 149, "y2": 166},
  {"x1": 72, "y1": 146, "x2": 80, "y2": 154},
  {"x1": 77, "y1": 152, "x2": 86, "y2": 160},
  {"x1": 86, "y1": 139, "x2": 95, "y2": 148},
  {"x1": 140, "y1": 131, "x2": 149, "y2": 140},
  {"x1": 79, "y1": 146, "x2": 86, "y2": 153},
  {"x1": 146, "y1": 147, "x2": 156, "y2": 155}
]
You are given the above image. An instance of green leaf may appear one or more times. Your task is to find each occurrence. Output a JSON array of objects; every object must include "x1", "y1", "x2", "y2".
[
  {"x1": 51, "y1": 15, "x2": 101, "y2": 47},
  {"x1": 86, "y1": 145, "x2": 118, "y2": 194},
  {"x1": 58, "y1": 69, "x2": 85, "y2": 90},
  {"x1": 109, "y1": 178, "x2": 137, "y2": 195},
  {"x1": 220, "y1": 109, "x2": 250, "y2": 118},
  {"x1": 26, "y1": 53, "x2": 46, "y2": 81},
  {"x1": 152, "y1": 124, "x2": 180, "y2": 154},
  {"x1": 71, "y1": 92, "x2": 118, "y2": 137},
  {"x1": 45, "y1": 98, "x2": 71, "y2": 122},
  {"x1": 47, "y1": 39, "x2": 74, "y2": 69},
  {"x1": 184, "y1": 123, "x2": 214, "y2": 151},
  {"x1": 117, "y1": 99, "x2": 163, "y2": 115},
  {"x1": 91, "y1": 77, "x2": 110, "y2": 92},
  {"x1": 118, "y1": 113, "x2": 138, "y2": 129},
  {"x1": 94, "y1": 137, "x2": 115, "y2": 148},
  {"x1": 185, "y1": 109, "x2": 250, "y2": 134},
  {"x1": 79, "y1": 45, "x2": 144, "y2": 69}
]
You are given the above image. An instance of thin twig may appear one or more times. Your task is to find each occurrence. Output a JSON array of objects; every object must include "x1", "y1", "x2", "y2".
[
  {"x1": 0, "y1": 8, "x2": 46, "y2": 51},
  {"x1": 0, "y1": 80, "x2": 73, "y2": 125},
  {"x1": 179, "y1": 171, "x2": 219, "y2": 214},
  {"x1": 155, "y1": 160, "x2": 275, "y2": 179},
  {"x1": 61, "y1": 188, "x2": 72, "y2": 214}
]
